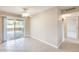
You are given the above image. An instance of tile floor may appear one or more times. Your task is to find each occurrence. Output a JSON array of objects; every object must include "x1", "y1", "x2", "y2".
[{"x1": 0, "y1": 38, "x2": 79, "y2": 52}]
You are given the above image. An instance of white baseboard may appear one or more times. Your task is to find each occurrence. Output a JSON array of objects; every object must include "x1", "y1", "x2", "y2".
[
  {"x1": 30, "y1": 35, "x2": 58, "y2": 48},
  {"x1": 57, "y1": 40, "x2": 63, "y2": 48},
  {"x1": 57, "y1": 38, "x2": 64, "y2": 48}
]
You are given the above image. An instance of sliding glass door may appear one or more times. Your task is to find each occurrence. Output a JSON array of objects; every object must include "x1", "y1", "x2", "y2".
[
  {"x1": 14, "y1": 20, "x2": 24, "y2": 39},
  {"x1": 3, "y1": 16, "x2": 24, "y2": 42}
]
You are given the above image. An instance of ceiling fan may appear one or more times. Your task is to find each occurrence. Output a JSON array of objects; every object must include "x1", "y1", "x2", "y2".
[{"x1": 22, "y1": 8, "x2": 31, "y2": 17}]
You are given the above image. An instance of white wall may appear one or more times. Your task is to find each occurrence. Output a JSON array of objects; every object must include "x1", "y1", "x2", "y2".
[
  {"x1": 57, "y1": 19, "x2": 63, "y2": 46},
  {"x1": 30, "y1": 7, "x2": 61, "y2": 47}
]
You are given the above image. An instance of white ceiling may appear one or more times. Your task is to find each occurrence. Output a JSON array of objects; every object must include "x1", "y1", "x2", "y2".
[
  {"x1": 60, "y1": 6, "x2": 79, "y2": 17},
  {"x1": 0, "y1": 6, "x2": 76, "y2": 17},
  {"x1": 0, "y1": 6, "x2": 54, "y2": 16}
]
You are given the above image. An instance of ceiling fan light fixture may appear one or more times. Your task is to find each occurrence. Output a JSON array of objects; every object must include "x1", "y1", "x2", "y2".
[
  {"x1": 22, "y1": 8, "x2": 31, "y2": 17},
  {"x1": 22, "y1": 12, "x2": 30, "y2": 17}
]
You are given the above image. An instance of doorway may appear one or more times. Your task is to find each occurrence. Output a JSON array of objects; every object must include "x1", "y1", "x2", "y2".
[
  {"x1": 61, "y1": 15, "x2": 78, "y2": 43},
  {"x1": 66, "y1": 17, "x2": 77, "y2": 39}
]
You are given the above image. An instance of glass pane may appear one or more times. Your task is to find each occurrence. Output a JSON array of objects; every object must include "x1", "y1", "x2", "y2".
[
  {"x1": 14, "y1": 20, "x2": 24, "y2": 39},
  {"x1": 7, "y1": 20, "x2": 14, "y2": 40},
  {"x1": 66, "y1": 17, "x2": 77, "y2": 39}
]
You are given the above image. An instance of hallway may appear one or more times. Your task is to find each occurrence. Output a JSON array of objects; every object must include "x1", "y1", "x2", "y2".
[{"x1": 0, "y1": 38, "x2": 79, "y2": 52}]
